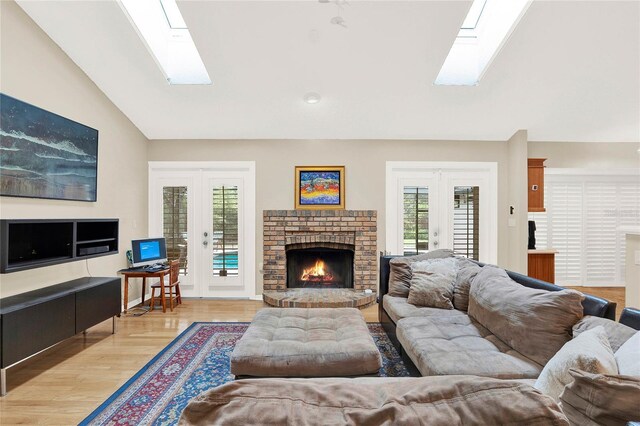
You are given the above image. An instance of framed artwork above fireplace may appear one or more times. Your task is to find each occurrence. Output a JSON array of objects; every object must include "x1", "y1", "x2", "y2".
[{"x1": 294, "y1": 165, "x2": 345, "y2": 210}]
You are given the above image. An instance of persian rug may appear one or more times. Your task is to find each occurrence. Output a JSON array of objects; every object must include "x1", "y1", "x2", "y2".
[{"x1": 80, "y1": 322, "x2": 411, "y2": 426}]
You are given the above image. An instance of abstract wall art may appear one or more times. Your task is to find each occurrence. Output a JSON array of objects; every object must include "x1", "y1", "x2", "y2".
[
  {"x1": 294, "y1": 166, "x2": 345, "y2": 210},
  {"x1": 0, "y1": 94, "x2": 98, "y2": 201}
]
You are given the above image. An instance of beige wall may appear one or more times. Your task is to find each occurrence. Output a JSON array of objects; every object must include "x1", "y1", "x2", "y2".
[
  {"x1": 148, "y1": 139, "x2": 516, "y2": 294},
  {"x1": 528, "y1": 142, "x2": 640, "y2": 169},
  {"x1": 0, "y1": 2, "x2": 149, "y2": 301},
  {"x1": 625, "y1": 233, "x2": 640, "y2": 308},
  {"x1": 507, "y1": 130, "x2": 529, "y2": 274}
]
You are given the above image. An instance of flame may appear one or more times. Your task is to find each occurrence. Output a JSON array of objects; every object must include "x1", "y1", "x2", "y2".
[{"x1": 301, "y1": 259, "x2": 332, "y2": 281}]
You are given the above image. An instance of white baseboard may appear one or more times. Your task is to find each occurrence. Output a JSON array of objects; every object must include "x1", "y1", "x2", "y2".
[{"x1": 122, "y1": 292, "x2": 151, "y2": 312}]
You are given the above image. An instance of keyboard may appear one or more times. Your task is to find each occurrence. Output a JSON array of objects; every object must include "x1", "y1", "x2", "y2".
[{"x1": 125, "y1": 265, "x2": 166, "y2": 273}]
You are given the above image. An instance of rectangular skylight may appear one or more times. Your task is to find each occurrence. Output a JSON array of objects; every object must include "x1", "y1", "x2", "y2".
[
  {"x1": 460, "y1": 0, "x2": 487, "y2": 30},
  {"x1": 160, "y1": 0, "x2": 187, "y2": 29},
  {"x1": 435, "y1": 0, "x2": 531, "y2": 86},
  {"x1": 119, "y1": 0, "x2": 211, "y2": 85}
]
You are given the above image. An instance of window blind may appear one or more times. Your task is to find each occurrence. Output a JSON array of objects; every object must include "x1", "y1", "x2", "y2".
[{"x1": 529, "y1": 173, "x2": 640, "y2": 286}]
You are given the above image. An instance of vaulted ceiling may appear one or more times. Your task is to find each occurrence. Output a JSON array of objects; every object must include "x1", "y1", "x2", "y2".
[{"x1": 16, "y1": 1, "x2": 640, "y2": 142}]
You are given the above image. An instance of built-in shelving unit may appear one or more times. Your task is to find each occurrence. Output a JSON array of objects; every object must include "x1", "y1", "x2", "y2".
[{"x1": 0, "y1": 219, "x2": 119, "y2": 273}]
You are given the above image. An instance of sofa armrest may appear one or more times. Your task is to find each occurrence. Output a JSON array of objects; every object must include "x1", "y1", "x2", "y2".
[{"x1": 619, "y1": 307, "x2": 640, "y2": 330}]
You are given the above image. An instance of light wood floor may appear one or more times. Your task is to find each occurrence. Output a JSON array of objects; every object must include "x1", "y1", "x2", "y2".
[{"x1": 0, "y1": 287, "x2": 624, "y2": 425}]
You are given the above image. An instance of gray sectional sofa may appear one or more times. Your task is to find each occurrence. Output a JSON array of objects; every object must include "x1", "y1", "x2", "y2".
[{"x1": 378, "y1": 253, "x2": 619, "y2": 378}]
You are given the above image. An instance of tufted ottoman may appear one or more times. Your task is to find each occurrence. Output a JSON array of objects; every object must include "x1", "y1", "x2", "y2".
[{"x1": 230, "y1": 308, "x2": 382, "y2": 377}]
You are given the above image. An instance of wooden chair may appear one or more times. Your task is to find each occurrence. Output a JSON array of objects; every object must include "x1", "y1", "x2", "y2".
[{"x1": 150, "y1": 260, "x2": 182, "y2": 311}]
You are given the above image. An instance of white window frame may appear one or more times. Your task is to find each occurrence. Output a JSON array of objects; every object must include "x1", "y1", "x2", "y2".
[{"x1": 386, "y1": 161, "x2": 498, "y2": 264}]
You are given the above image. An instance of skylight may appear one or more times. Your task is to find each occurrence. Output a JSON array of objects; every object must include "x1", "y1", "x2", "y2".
[
  {"x1": 119, "y1": 0, "x2": 211, "y2": 85},
  {"x1": 435, "y1": 0, "x2": 531, "y2": 86}
]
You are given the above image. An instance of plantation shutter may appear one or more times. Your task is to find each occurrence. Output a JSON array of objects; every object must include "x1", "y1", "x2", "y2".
[
  {"x1": 533, "y1": 173, "x2": 640, "y2": 286},
  {"x1": 548, "y1": 182, "x2": 583, "y2": 285},
  {"x1": 617, "y1": 182, "x2": 640, "y2": 281},
  {"x1": 212, "y1": 185, "x2": 239, "y2": 276},
  {"x1": 453, "y1": 186, "x2": 480, "y2": 260},
  {"x1": 584, "y1": 182, "x2": 618, "y2": 284},
  {"x1": 403, "y1": 186, "x2": 429, "y2": 255}
]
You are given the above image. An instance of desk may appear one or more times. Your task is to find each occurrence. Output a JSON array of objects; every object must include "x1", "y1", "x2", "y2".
[{"x1": 119, "y1": 268, "x2": 170, "y2": 313}]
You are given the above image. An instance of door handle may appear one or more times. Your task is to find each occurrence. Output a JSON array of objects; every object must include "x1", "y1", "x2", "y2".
[{"x1": 203, "y1": 231, "x2": 209, "y2": 247}]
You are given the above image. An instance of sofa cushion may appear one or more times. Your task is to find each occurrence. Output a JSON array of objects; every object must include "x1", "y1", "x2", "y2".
[
  {"x1": 469, "y1": 266, "x2": 584, "y2": 366},
  {"x1": 388, "y1": 249, "x2": 455, "y2": 297},
  {"x1": 615, "y1": 331, "x2": 640, "y2": 376},
  {"x1": 534, "y1": 326, "x2": 618, "y2": 401},
  {"x1": 453, "y1": 257, "x2": 482, "y2": 311},
  {"x1": 383, "y1": 295, "x2": 466, "y2": 324},
  {"x1": 559, "y1": 369, "x2": 640, "y2": 426},
  {"x1": 407, "y1": 258, "x2": 457, "y2": 309},
  {"x1": 180, "y1": 375, "x2": 569, "y2": 426},
  {"x1": 573, "y1": 315, "x2": 636, "y2": 352},
  {"x1": 396, "y1": 315, "x2": 543, "y2": 379}
]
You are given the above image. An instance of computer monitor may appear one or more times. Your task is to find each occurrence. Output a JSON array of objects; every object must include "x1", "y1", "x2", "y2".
[{"x1": 131, "y1": 238, "x2": 167, "y2": 267}]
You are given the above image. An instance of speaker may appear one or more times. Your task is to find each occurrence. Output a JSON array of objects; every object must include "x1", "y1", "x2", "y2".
[
  {"x1": 528, "y1": 220, "x2": 536, "y2": 250},
  {"x1": 79, "y1": 245, "x2": 110, "y2": 256}
]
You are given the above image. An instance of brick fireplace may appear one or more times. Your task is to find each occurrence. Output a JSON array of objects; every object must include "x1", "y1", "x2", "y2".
[{"x1": 262, "y1": 210, "x2": 377, "y2": 291}]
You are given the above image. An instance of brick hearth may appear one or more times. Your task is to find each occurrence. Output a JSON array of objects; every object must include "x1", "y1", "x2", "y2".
[{"x1": 262, "y1": 210, "x2": 377, "y2": 291}]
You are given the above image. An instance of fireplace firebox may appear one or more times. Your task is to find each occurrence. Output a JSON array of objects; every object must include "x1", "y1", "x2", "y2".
[{"x1": 286, "y1": 247, "x2": 354, "y2": 289}]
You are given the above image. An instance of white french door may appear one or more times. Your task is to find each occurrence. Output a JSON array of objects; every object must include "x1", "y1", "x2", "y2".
[
  {"x1": 149, "y1": 162, "x2": 256, "y2": 298},
  {"x1": 386, "y1": 162, "x2": 498, "y2": 263}
]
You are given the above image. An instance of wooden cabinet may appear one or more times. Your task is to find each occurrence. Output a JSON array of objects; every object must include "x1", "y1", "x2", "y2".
[
  {"x1": 0, "y1": 277, "x2": 120, "y2": 395},
  {"x1": 528, "y1": 249, "x2": 556, "y2": 283},
  {"x1": 528, "y1": 158, "x2": 546, "y2": 212}
]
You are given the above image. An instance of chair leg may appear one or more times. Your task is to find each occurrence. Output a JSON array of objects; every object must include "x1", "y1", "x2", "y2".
[
  {"x1": 149, "y1": 287, "x2": 156, "y2": 312},
  {"x1": 176, "y1": 285, "x2": 182, "y2": 305}
]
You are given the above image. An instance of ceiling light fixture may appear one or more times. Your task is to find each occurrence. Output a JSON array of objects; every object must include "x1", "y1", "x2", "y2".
[
  {"x1": 119, "y1": 0, "x2": 211, "y2": 85},
  {"x1": 304, "y1": 93, "x2": 322, "y2": 104},
  {"x1": 435, "y1": 0, "x2": 531, "y2": 86}
]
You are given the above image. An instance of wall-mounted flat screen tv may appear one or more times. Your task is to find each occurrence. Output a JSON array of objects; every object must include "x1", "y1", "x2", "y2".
[{"x1": 0, "y1": 93, "x2": 98, "y2": 202}]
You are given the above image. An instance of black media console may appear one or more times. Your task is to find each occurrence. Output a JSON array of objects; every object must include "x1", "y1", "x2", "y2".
[{"x1": 0, "y1": 277, "x2": 121, "y2": 396}]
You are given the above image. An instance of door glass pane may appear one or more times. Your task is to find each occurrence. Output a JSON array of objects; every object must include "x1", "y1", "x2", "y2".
[
  {"x1": 453, "y1": 186, "x2": 479, "y2": 260},
  {"x1": 212, "y1": 185, "x2": 239, "y2": 276},
  {"x1": 162, "y1": 186, "x2": 188, "y2": 274},
  {"x1": 403, "y1": 186, "x2": 429, "y2": 255}
]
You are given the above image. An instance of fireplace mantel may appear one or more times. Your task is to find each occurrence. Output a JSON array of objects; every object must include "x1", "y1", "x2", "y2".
[{"x1": 263, "y1": 210, "x2": 377, "y2": 291}]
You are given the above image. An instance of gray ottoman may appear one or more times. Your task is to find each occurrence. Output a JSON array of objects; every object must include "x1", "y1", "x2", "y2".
[{"x1": 230, "y1": 308, "x2": 382, "y2": 377}]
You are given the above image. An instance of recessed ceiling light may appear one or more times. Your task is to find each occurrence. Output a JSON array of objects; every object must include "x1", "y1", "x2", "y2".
[{"x1": 304, "y1": 93, "x2": 321, "y2": 104}]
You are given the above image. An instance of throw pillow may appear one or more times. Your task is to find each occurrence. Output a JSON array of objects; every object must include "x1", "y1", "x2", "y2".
[
  {"x1": 468, "y1": 266, "x2": 584, "y2": 366},
  {"x1": 452, "y1": 257, "x2": 481, "y2": 312},
  {"x1": 407, "y1": 258, "x2": 457, "y2": 309},
  {"x1": 559, "y1": 369, "x2": 640, "y2": 425},
  {"x1": 534, "y1": 326, "x2": 618, "y2": 401},
  {"x1": 388, "y1": 249, "x2": 454, "y2": 298},
  {"x1": 573, "y1": 315, "x2": 636, "y2": 352},
  {"x1": 615, "y1": 331, "x2": 640, "y2": 376}
]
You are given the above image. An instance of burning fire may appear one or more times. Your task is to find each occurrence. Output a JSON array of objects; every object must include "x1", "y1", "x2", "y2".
[{"x1": 301, "y1": 259, "x2": 334, "y2": 282}]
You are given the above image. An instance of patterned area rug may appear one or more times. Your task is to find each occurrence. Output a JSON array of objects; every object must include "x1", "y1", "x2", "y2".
[{"x1": 80, "y1": 322, "x2": 410, "y2": 426}]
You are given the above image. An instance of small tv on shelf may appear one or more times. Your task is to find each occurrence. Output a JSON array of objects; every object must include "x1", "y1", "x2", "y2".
[{"x1": 131, "y1": 238, "x2": 167, "y2": 267}]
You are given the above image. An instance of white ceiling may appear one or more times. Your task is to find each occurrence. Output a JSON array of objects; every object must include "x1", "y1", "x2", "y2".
[{"x1": 16, "y1": 0, "x2": 640, "y2": 142}]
